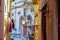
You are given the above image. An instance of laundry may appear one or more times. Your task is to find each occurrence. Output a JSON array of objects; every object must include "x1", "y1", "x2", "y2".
[
  {"x1": 23, "y1": 22, "x2": 28, "y2": 36},
  {"x1": 9, "y1": 19, "x2": 15, "y2": 33}
]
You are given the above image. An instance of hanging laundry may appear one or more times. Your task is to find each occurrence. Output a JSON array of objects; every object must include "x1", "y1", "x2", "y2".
[
  {"x1": 9, "y1": 18, "x2": 15, "y2": 33},
  {"x1": 9, "y1": 20, "x2": 12, "y2": 33},
  {"x1": 23, "y1": 22, "x2": 28, "y2": 36}
]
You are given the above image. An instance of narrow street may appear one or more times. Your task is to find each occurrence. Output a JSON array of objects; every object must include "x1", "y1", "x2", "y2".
[
  {"x1": 4, "y1": 0, "x2": 34, "y2": 40},
  {"x1": 3, "y1": 0, "x2": 58, "y2": 40}
]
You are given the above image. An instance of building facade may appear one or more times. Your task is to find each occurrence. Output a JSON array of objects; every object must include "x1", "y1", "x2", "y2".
[
  {"x1": 0, "y1": 0, "x2": 4, "y2": 40},
  {"x1": 1, "y1": 0, "x2": 58, "y2": 40},
  {"x1": 40, "y1": 0, "x2": 58, "y2": 40},
  {"x1": 34, "y1": 0, "x2": 58, "y2": 40},
  {"x1": 4, "y1": 0, "x2": 11, "y2": 40},
  {"x1": 11, "y1": 0, "x2": 34, "y2": 40}
]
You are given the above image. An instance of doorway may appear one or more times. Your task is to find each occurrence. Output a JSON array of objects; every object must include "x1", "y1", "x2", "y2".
[{"x1": 42, "y1": 4, "x2": 47, "y2": 40}]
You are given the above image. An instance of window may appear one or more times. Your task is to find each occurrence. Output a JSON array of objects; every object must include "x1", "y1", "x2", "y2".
[
  {"x1": 0, "y1": 0, "x2": 1, "y2": 6},
  {"x1": 13, "y1": 0, "x2": 14, "y2": 1},
  {"x1": 11, "y1": 0, "x2": 14, "y2": 2},
  {"x1": 4, "y1": 6, "x2": 6, "y2": 13},
  {"x1": 18, "y1": 12, "x2": 21, "y2": 15}
]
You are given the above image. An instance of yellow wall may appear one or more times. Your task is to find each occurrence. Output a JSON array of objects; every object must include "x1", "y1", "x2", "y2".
[
  {"x1": 34, "y1": 0, "x2": 42, "y2": 40},
  {"x1": 4, "y1": 0, "x2": 11, "y2": 40}
]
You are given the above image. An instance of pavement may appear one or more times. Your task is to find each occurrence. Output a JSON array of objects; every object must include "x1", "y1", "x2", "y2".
[{"x1": 10, "y1": 29, "x2": 29, "y2": 40}]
